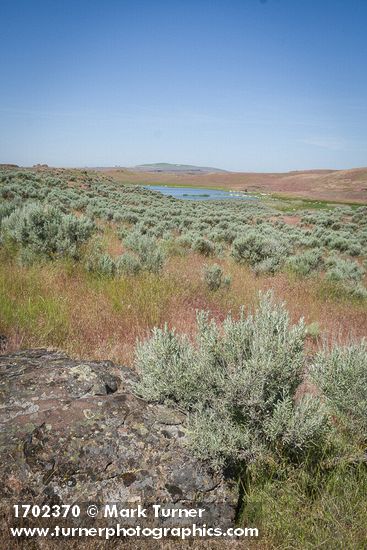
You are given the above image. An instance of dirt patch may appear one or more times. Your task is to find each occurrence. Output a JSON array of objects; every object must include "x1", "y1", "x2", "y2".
[{"x1": 281, "y1": 215, "x2": 300, "y2": 226}]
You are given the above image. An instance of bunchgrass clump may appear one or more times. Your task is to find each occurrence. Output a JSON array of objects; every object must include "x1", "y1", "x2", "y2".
[{"x1": 244, "y1": 461, "x2": 367, "y2": 549}]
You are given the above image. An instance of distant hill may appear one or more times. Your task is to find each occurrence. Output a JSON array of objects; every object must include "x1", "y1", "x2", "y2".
[
  {"x1": 0, "y1": 163, "x2": 19, "y2": 169},
  {"x1": 103, "y1": 166, "x2": 367, "y2": 204},
  {"x1": 132, "y1": 163, "x2": 228, "y2": 173}
]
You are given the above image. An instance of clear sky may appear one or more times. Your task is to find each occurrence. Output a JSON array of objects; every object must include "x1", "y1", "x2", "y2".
[{"x1": 0, "y1": 0, "x2": 366, "y2": 171}]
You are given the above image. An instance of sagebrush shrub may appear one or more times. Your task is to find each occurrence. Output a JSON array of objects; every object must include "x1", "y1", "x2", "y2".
[
  {"x1": 202, "y1": 263, "x2": 231, "y2": 291},
  {"x1": 325, "y1": 256, "x2": 365, "y2": 283},
  {"x1": 84, "y1": 240, "x2": 117, "y2": 276},
  {"x1": 311, "y1": 340, "x2": 367, "y2": 439},
  {"x1": 92, "y1": 254, "x2": 117, "y2": 276},
  {"x1": 263, "y1": 395, "x2": 329, "y2": 459},
  {"x1": 231, "y1": 231, "x2": 289, "y2": 273},
  {"x1": 116, "y1": 253, "x2": 142, "y2": 276},
  {"x1": 0, "y1": 202, "x2": 17, "y2": 225},
  {"x1": 286, "y1": 249, "x2": 324, "y2": 277},
  {"x1": 2, "y1": 203, "x2": 94, "y2": 260},
  {"x1": 192, "y1": 236, "x2": 215, "y2": 257},
  {"x1": 124, "y1": 231, "x2": 165, "y2": 273},
  {"x1": 253, "y1": 256, "x2": 282, "y2": 275},
  {"x1": 135, "y1": 292, "x2": 328, "y2": 470},
  {"x1": 324, "y1": 256, "x2": 367, "y2": 298}
]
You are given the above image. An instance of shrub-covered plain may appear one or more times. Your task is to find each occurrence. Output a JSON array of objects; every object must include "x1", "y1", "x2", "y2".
[
  {"x1": 0, "y1": 168, "x2": 366, "y2": 292},
  {"x1": 0, "y1": 166, "x2": 366, "y2": 548}
]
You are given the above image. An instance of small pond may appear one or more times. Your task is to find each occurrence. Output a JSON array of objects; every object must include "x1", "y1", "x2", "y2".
[{"x1": 144, "y1": 185, "x2": 257, "y2": 201}]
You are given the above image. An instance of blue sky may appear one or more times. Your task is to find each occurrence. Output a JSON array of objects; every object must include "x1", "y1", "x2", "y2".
[{"x1": 0, "y1": 0, "x2": 366, "y2": 171}]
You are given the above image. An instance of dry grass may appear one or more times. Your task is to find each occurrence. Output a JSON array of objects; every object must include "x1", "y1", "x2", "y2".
[
  {"x1": 1, "y1": 252, "x2": 366, "y2": 550},
  {"x1": 100, "y1": 226, "x2": 124, "y2": 257},
  {"x1": 1, "y1": 251, "x2": 365, "y2": 367}
]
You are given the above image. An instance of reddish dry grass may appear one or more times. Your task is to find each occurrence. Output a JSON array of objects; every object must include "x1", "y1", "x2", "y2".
[
  {"x1": 1, "y1": 254, "x2": 366, "y2": 367},
  {"x1": 269, "y1": 215, "x2": 301, "y2": 226},
  {"x1": 280, "y1": 215, "x2": 301, "y2": 226}
]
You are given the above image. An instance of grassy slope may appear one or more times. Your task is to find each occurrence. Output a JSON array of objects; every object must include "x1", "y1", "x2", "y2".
[{"x1": 1, "y1": 247, "x2": 366, "y2": 367}]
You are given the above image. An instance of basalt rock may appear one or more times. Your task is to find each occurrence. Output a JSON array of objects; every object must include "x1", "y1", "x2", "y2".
[{"x1": 0, "y1": 349, "x2": 237, "y2": 530}]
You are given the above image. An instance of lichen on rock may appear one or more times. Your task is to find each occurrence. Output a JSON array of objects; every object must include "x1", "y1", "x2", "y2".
[{"x1": 0, "y1": 349, "x2": 237, "y2": 529}]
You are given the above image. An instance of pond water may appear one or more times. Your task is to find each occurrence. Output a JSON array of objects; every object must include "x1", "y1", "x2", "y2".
[{"x1": 144, "y1": 185, "x2": 257, "y2": 201}]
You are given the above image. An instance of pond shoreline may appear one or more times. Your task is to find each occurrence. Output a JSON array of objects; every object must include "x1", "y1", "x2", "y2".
[{"x1": 143, "y1": 184, "x2": 258, "y2": 201}]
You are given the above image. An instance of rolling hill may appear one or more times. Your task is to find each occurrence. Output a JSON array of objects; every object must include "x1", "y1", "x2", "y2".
[{"x1": 103, "y1": 166, "x2": 367, "y2": 204}]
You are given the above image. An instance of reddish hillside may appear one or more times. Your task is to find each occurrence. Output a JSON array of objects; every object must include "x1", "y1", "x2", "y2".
[{"x1": 104, "y1": 167, "x2": 367, "y2": 203}]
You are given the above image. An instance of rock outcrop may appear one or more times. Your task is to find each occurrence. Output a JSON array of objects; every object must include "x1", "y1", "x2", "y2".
[{"x1": 0, "y1": 349, "x2": 237, "y2": 529}]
